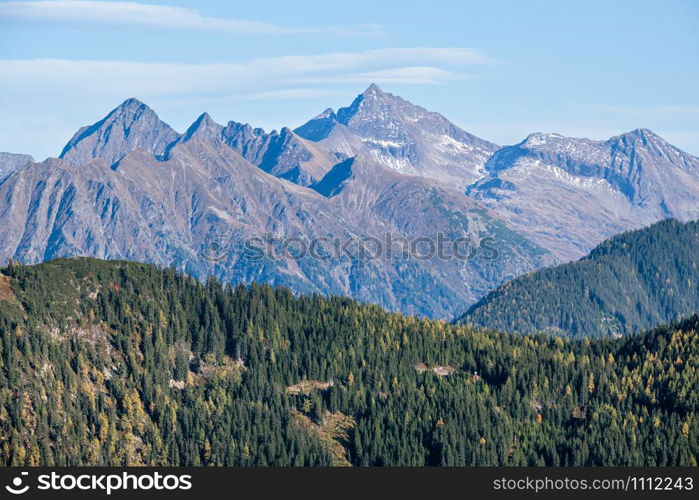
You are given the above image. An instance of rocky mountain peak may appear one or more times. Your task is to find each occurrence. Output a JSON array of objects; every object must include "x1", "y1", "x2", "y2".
[
  {"x1": 60, "y1": 98, "x2": 180, "y2": 167},
  {"x1": 294, "y1": 84, "x2": 497, "y2": 185},
  {"x1": 95, "y1": 98, "x2": 160, "y2": 130},
  {"x1": 182, "y1": 112, "x2": 224, "y2": 142},
  {"x1": 621, "y1": 128, "x2": 659, "y2": 141},
  {"x1": 116, "y1": 97, "x2": 147, "y2": 112},
  {"x1": 336, "y1": 84, "x2": 407, "y2": 125},
  {"x1": 520, "y1": 132, "x2": 566, "y2": 148},
  {"x1": 316, "y1": 108, "x2": 337, "y2": 120},
  {"x1": 608, "y1": 128, "x2": 678, "y2": 154},
  {"x1": 294, "y1": 109, "x2": 339, "y2": 141},
  {"x1": 363, "y1": 82, "x2": 383, "y2": 95}
]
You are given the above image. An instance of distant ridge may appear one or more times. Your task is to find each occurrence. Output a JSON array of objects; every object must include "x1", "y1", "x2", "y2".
[{"x1": 458, "y1": 218, "x2": 699, "y2": 337}]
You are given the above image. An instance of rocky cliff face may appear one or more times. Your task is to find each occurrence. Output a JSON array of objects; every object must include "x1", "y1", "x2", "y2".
[
  {"x1": 0, "y1": 152, "x2": 34, "y2": 179},
  {"x1": 59, "y1": 98, "x2": 180, "y2": 167},
  {"x1": 467, "y1": 129, "x2": 699, "y2": 259},
  {"x1": 2, "y1": 85, "x2": 698, "y2": 318},
  {"x1": 296, "y1": 84, "x2": 498, "y2": 188}
]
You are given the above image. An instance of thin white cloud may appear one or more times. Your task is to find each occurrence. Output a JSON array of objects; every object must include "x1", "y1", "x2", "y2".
[
  {"x1": 0, "y1": 48, "x2": 490, "y2": 98},
  {"x1": 0, "y1": 47, "x2": 493, "y2": 159},
  {"x1": 315, "y1": 67, "x2": 467, "y2": 85},
  {"x1": 225, "y1": 89, "x2": 350, "y2": 102},
  {"x1": 0, "y1": 0, "x2": 382, "y2": 36}
]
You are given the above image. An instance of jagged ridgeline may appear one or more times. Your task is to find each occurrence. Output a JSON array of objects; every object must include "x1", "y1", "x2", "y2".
[
  {"x1": 0, "y1": 258, "x2": 697, "y2": 466},
  {"x1": 4, "y1": 85, "x2": 699, "y2": 320},
  {"x1": 460, "y1": 219, "x2": 699, "y2": 337}
]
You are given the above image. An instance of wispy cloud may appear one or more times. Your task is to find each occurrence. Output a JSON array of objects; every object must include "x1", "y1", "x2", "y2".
[
  {"x1": 209, "y1": 88, "x2": 351, "y2": 103},
  {"x1": 314, "y1": 67, "x2": 466, "y2": 85},
  {"x1": 0, "y1": 48, "x2": 490, "y2": 99},
  {"x1": 0, "y1": 0, "x2": 382, "y2": 36},
  {"x1": 0, "y1": 47, "x2": 493, "y2": 159}
]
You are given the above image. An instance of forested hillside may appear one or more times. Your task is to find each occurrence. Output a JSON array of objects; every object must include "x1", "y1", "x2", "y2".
[
  {"x1": 0, "y1": 258, "x2": 697, "y2": 466},
  {"x1": 460, "y1": 219, "x2": 699, "y2": 337}
]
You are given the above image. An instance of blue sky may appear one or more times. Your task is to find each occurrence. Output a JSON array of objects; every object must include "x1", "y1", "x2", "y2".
[{"x1": 0, "y1": 0, "x2": 697, "y2": 160}]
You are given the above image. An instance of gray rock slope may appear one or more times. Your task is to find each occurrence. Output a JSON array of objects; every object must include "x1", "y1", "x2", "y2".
[
  {"x1": 0, "y1": 152, "x2": 34, "y2": 179},
  {"x1": 296, "y1": 84, "x2": 499, "y2": 188},
  {"x1": 467, "y1": 129, "x2": 699, "y2": 259},
  {"x1": 60, "y1": 98, "x2": 180, "y2": 167}
]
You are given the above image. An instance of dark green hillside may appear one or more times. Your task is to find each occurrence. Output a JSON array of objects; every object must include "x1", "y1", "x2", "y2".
[
  {"x1": 0, "y1": 258, "x2": 697, "y2": 466},
  {"x1": 459, "y1": 219, "x2": 699, "y2": 337}
]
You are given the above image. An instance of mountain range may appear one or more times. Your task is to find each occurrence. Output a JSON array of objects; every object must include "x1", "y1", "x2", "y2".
[
  {"x1": 467, "y1": 129, "x2": 699, "y2": 259},
  {"x1": 1, "y1": 84, "x2": 698, "y2": 319}
]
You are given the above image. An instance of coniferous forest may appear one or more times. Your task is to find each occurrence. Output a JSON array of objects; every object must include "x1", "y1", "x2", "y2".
[
  {"x1": 461, "y1": 219, "x2": 699, "y2": 337},
  {"x1": 0, "y1": 258, "x2": 697, "y2": 466}
]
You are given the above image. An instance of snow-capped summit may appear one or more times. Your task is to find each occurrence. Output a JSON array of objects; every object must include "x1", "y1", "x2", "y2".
[
  {"x1": 363, "y1": 82, "x2": 384, "y2": 96},
  {"x1": 336, "y1": 83, "x2": 410, "y2": 126},
  {"x1": 468, "y1": 128, "x2": 699, "y2": 259},
  {"x1": 295, "y1": 84, "x2": 498, "y2": 185},
  {"x1": 521, "y1": 132, "x2": 565, "y2": 147},
  {"x1": 316, "y1": 108, "x2": 337, "y2": 120},
  {"x1": 608, "y1": 129, "x2": 694, "y2": 169}
]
